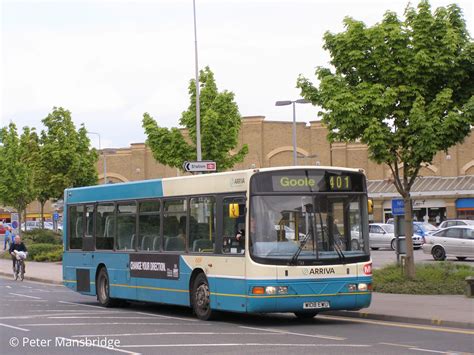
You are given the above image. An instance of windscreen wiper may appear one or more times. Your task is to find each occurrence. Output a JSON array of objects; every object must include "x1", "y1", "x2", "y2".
[
  {"x1": 289, "y1": 232, "x2": 312, "y2": 266},
  {"x1": 333, "y1": 242, "x2": 346, "y2": 264}
]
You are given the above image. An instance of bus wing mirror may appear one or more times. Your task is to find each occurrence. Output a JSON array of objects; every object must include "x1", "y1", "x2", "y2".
[{"x1": 229, "y1": 203, "x2": 240, "y2": 219}]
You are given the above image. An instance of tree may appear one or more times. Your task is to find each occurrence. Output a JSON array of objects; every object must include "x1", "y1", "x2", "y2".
[
  {"x1": 37, "y1": 107, "x2": 98, "y2": 222},
  {"x1": 0, "y1": 123, "x2": 39, "y2": 233},
  {"x1": 143, "y1": 66, "x2": 248, "y2": 171},
  {"x1": 297, "y1": 1, "x2": 474, "y2": 278}
]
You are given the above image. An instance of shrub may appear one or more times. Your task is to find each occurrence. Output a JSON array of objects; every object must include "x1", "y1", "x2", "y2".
[
  {"x1": 22, "y1": 229, "x2": 62, "y2": 245},
  {"x1": 373, "y1": 262, "x2": 474, "y2": 295},
  {"x1": 27, "y1": 243, "x2": 63, "y2": 261},
  {"x1": 33, "y1": 248, "x2": 63, "y2": 262}
]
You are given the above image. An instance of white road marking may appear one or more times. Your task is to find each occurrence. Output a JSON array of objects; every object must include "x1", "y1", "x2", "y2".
[
  {"x1": 409, "y1": 349, "x2": 451, "y2": 354},
  {"x1": 21, "y1": 322, "x2": 211, "y2": 326},
  {"x1": 239, "y1": 325, "x2": 345, "y2": 341},
  {"x1": 55, "y1": 336, "x2": 140, "y2": 355},
  {"x1": 59, "y1": 301, "x2": 106, "y2": 309},
  {"x1": 380, "y1": 342, "x2": 416, "y2": 348},
  {"x1": 9, "y1": 292, "x2": 42, "y2": 300},
  {"x1": 48, "y1": 316, "x2": 162, "y2": 319},
  {"x1": 134, "y1": 311, "x2": 198, "y2": 322},
  {"x1": 0, "y1": 312, "x2": 127, "y2": 320},
  {"x1": 119, "y1": 343, "x2": 370, "y2": 348},
  {"x1": 72, "y1": 332, "x2": 281, "y2": 338},
  {"x1": 0, "y1": 323, "x2": 30, "y2": 332},
  {"x1": 319, "y1": 315, "x2": 474, "y2": 335}
]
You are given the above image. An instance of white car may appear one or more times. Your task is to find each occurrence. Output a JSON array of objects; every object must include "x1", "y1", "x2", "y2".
[
  {"x1": 422, "y1": 225, "x2": 474, "y2": 261},
  {"x1": 438, "y1": 219, "x2": 474, "y2": 229},
  {"x1": 369, "y1": 223, "x2": 423, "y2": 250}
]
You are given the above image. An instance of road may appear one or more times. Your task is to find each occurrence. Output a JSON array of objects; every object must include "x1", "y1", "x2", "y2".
[
  {"x1": 0, "y1": 277, "x2": 472, "y2": 355},
  {"x1": 370, "y1": 248, "x2": 473, "y2": 269}
]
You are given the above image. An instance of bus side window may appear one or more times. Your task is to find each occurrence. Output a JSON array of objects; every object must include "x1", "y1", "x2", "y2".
[
  {"x1": 96, "y1": 203, "x2": 115, "y2": 250},
  {"x1": 69, "y1": 205, "x2": 84, "y2": 250},
  {"x1": 116, "y1": 202, "x2": 137, "y2": 251},
  {"x1": 222, "y1": 197, "x2": 246, "y2": 255},
  {"x1": 163, "y1": 199, "x2": 186, "y2": 252},
  {"x1": 189, "y1": 197, "x2": 216, "y2": 253},
  {"x1": 138, "y1": 200, "x2": 161, "y2": 251}
]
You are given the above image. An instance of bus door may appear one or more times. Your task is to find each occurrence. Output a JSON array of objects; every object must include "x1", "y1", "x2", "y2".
[
  {"x1": 82, "y1": 204, "x2": 95, "y2": 267},
  {"x1": 216, "y1": 196, "x2": 246, "y2": 312}
]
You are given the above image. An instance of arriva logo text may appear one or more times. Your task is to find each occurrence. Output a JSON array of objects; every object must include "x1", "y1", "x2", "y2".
[{"x1": 304, "y1": 267, "x2": 336, "y2": 275}]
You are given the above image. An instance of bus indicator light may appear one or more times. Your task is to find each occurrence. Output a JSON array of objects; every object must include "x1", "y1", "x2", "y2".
[{"x1": 252, "y1": 287, "x2": 265, "y2": 295}]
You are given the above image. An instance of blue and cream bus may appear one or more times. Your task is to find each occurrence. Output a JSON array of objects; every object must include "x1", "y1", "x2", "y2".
[{"x1": 63, "y1": 167, "x2": 372, "y2": 320}]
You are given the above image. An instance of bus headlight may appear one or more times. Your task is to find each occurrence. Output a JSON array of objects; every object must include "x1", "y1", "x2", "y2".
[
  {"x1": 277, "y1": 286, "x2": 288, "y2": 294},
  {"x1": 348, "y1": 284, "x2": 357, "y2": 292},
  {"x1": 358, "y1": 283, "x2": 368, "y2": 291},
  {"x1": 265, "y1": 286, "x2": 277, "y2": 295}
]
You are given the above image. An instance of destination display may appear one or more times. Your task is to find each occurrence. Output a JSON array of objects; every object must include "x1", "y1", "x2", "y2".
[
  {"x1": 129, "y1": 253, "x2": 180, "y2": 279},
  {"x1": 251, "y1": 169, "x2": 364, "y2": 193}
]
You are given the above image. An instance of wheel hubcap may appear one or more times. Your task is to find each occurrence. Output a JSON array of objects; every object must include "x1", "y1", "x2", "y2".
[{"x1": 195, "y1": 283, "x2": 210, "y2": 313}]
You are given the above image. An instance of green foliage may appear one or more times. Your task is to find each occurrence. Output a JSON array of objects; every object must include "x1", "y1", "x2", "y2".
[
  {"x1": 39, "y1": 107, "x2": 98, "y2": 201},
  {"x1": 22, "y1": 229, "x2": 62, "y2": 245},
  {"x1": 143, "y1": 66, "x2": 248, "y2": 172},
  {"x1": 0, "y1": 124, "x2": 39, "y2": 226},
  {"x1": 373, "y1": 262, "x2": 474, "y2": 294},
  {"x1": 27, "y1": 243, "x2": 63, "y2": 262},
  {"x1": 297, "y1": 1, "x2": 473, "y2": 191}
]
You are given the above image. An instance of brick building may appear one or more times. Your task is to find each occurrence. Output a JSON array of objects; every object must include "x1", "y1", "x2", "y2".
[{"x1": 16, "y1": 116, "x2": 473, "y2": 224}]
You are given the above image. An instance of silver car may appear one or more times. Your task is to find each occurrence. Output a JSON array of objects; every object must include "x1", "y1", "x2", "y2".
[
  {"x1": 423, "y1": 225, "x2": 474, "y2": 261},
  {"x1": 369, "y1": 223, "x2": 424, "y2": 250},
  {"x1": 438, "y1": 219, "x2": 474, "y2": 229}
]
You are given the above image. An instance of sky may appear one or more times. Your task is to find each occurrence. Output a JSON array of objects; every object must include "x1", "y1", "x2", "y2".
[{"x1": 1, "y1": 0, "x2": 473, "y2": 149}]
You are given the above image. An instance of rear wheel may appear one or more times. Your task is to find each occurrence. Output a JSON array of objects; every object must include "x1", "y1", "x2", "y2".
[
  {"x1": 294, "y1": 311, "x2": 318, "y2": 320},
  {"x1": 431, "y1": 246, "x2": 446, "y2": 261},
  {"x1": 192, "y1": 273, "x2": 215, "y2": 320},
  {"x1": 456, "y1": 257, "x2": 467, "y2": 261},
  {"x1": 96, "y1": 267, "x2": 121, "y2": 307}
]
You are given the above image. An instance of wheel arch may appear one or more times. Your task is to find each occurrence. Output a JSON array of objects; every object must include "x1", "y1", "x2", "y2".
[{"x1": 189, "y1": 268, "x2": 206, "y2": 306}]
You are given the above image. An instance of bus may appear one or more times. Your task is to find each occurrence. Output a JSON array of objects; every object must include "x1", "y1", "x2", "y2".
[{"x1": 63, "y1": 166, "x2": 372, "y2": 320}]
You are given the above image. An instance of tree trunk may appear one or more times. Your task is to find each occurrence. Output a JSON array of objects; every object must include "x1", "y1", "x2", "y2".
[
  {"x1": 403, "y1": 196, "x2": 416, "y2": 279},
  {"x1": 40, "y1": 200, "x2": 45, "y2": 229}
]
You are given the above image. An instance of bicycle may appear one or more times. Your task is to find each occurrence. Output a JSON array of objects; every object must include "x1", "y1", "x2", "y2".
[{"x1": 12, "y1": 250, "x2": 27, "y2": 281}]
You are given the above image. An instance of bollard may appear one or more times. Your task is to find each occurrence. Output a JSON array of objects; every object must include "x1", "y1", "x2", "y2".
[{"x1": 465, "y1": 276, "x2": 474, "y2": 298}]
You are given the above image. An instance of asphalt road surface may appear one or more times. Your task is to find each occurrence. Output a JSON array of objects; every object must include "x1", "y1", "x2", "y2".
[{"x1": 0, "y1": 277, "x2": 473, "y2": 355}]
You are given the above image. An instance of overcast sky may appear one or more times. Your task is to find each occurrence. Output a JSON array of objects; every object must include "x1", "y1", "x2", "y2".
[{"x1": 1, "y1": 0, "x2": 472, "y2": 149}]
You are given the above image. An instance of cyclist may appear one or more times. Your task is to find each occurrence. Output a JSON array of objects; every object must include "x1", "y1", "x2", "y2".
[{"x1": 9, "y1": 235, "x2": 28, "y2": 276}]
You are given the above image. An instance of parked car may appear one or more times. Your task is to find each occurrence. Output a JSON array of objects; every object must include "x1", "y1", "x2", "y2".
[
  {"x1": 423, "y1": 225, "x2": 474, "y2": 261},
  {"x1": 413, "y1": 222, "x2": 439, "y2": 241},
  {"x1": 369, "y1": 223, "x2": 424, "y2": 250},
  {"x1": 438, "y1": 219, "x2": 474, "y2": 229},
  {"x1": 21, "y1": 221, "x2": 62, "y2": 232}
]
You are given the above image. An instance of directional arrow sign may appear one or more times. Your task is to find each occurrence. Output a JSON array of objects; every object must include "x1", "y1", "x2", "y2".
[{"x1": 183, "y1": 161, "x2": 217, "y2": 172}]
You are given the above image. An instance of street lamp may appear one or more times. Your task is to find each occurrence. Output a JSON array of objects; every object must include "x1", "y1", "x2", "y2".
[
  {"x1": 87, "y1": 131, "x2": 107, "y2": 184},
  {"x1": 275, "y1": 99, "x2": 311, "y2": 165},
  {"x1": 193, "y1": 0, "x2": 202, "y2": 162}
]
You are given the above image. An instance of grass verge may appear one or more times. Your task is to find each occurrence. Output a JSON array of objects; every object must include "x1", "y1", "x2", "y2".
[{"x1": 373, "y1": 262, "x2": 474, "y2": 295}]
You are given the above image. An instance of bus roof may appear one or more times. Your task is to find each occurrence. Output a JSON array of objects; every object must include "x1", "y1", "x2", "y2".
[{"x1": 65, "y1": 166, "x2": 364, "y2": 204}]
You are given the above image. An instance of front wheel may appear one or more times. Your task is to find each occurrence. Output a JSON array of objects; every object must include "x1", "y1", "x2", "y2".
[
  {"x1": 431, "y1": 246, "x2": 446, "y2": 261},
  {"x1": 391, "y1": 239, "x2": 397, "y2": 251},
  {"x1": 192, "y1": 273, "x2": 216, "y2": 320},
  {"x1": 294, "y1": 311, "x2": 318, "y2": 320}
]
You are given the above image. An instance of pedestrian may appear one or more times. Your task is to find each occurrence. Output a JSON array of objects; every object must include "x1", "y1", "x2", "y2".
[{"x1": 3, "y1": 226, "x2": 12, "y2": 250}]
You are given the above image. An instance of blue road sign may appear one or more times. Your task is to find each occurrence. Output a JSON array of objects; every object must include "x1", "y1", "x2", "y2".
[
  {"x1": 12, "y1": 221, "x2": 18, "y2": 229},
  {"x1": 392, "y1": 199, "x2": 405, "y2": 216},
  {"x1": 53, "y1": 213, "x2": 59, "y2": 221}
]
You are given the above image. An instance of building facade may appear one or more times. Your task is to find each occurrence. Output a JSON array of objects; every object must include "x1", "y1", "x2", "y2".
[{"x1": 17, "y1": 116, "x2": 474, "y2": 224}]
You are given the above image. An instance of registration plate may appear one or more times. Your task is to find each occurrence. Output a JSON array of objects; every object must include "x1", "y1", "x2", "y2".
[{"x1": 303, "y1": 301, "x2": 330, "y2": 309}]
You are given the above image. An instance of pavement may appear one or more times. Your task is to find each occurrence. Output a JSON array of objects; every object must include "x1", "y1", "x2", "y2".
[{"x1": 0, "y1": 257, "x2": 473, "y2": 330}]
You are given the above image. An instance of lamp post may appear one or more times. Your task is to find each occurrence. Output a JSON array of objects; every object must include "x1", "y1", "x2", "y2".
[
  {"x1": 193, "y1": 0, "x2": 202, "y2": 162},
  {"x1": 275, "y1": 99, "x2": 311, "y2": 165},
  {"x1": 87, "y1": 131, "x2": 107, "y2": 184}
]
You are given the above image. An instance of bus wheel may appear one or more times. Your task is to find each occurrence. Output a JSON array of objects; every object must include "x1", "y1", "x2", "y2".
[
  {"x1": 97, "y1": 267, "x2": 120, "y2": 307},
  {"x1": 294, "y1": 311, "x2": 318, "y2": 320},
  {"x1": 192, "y1": 273, "x2": 214, "y2": 320}
]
